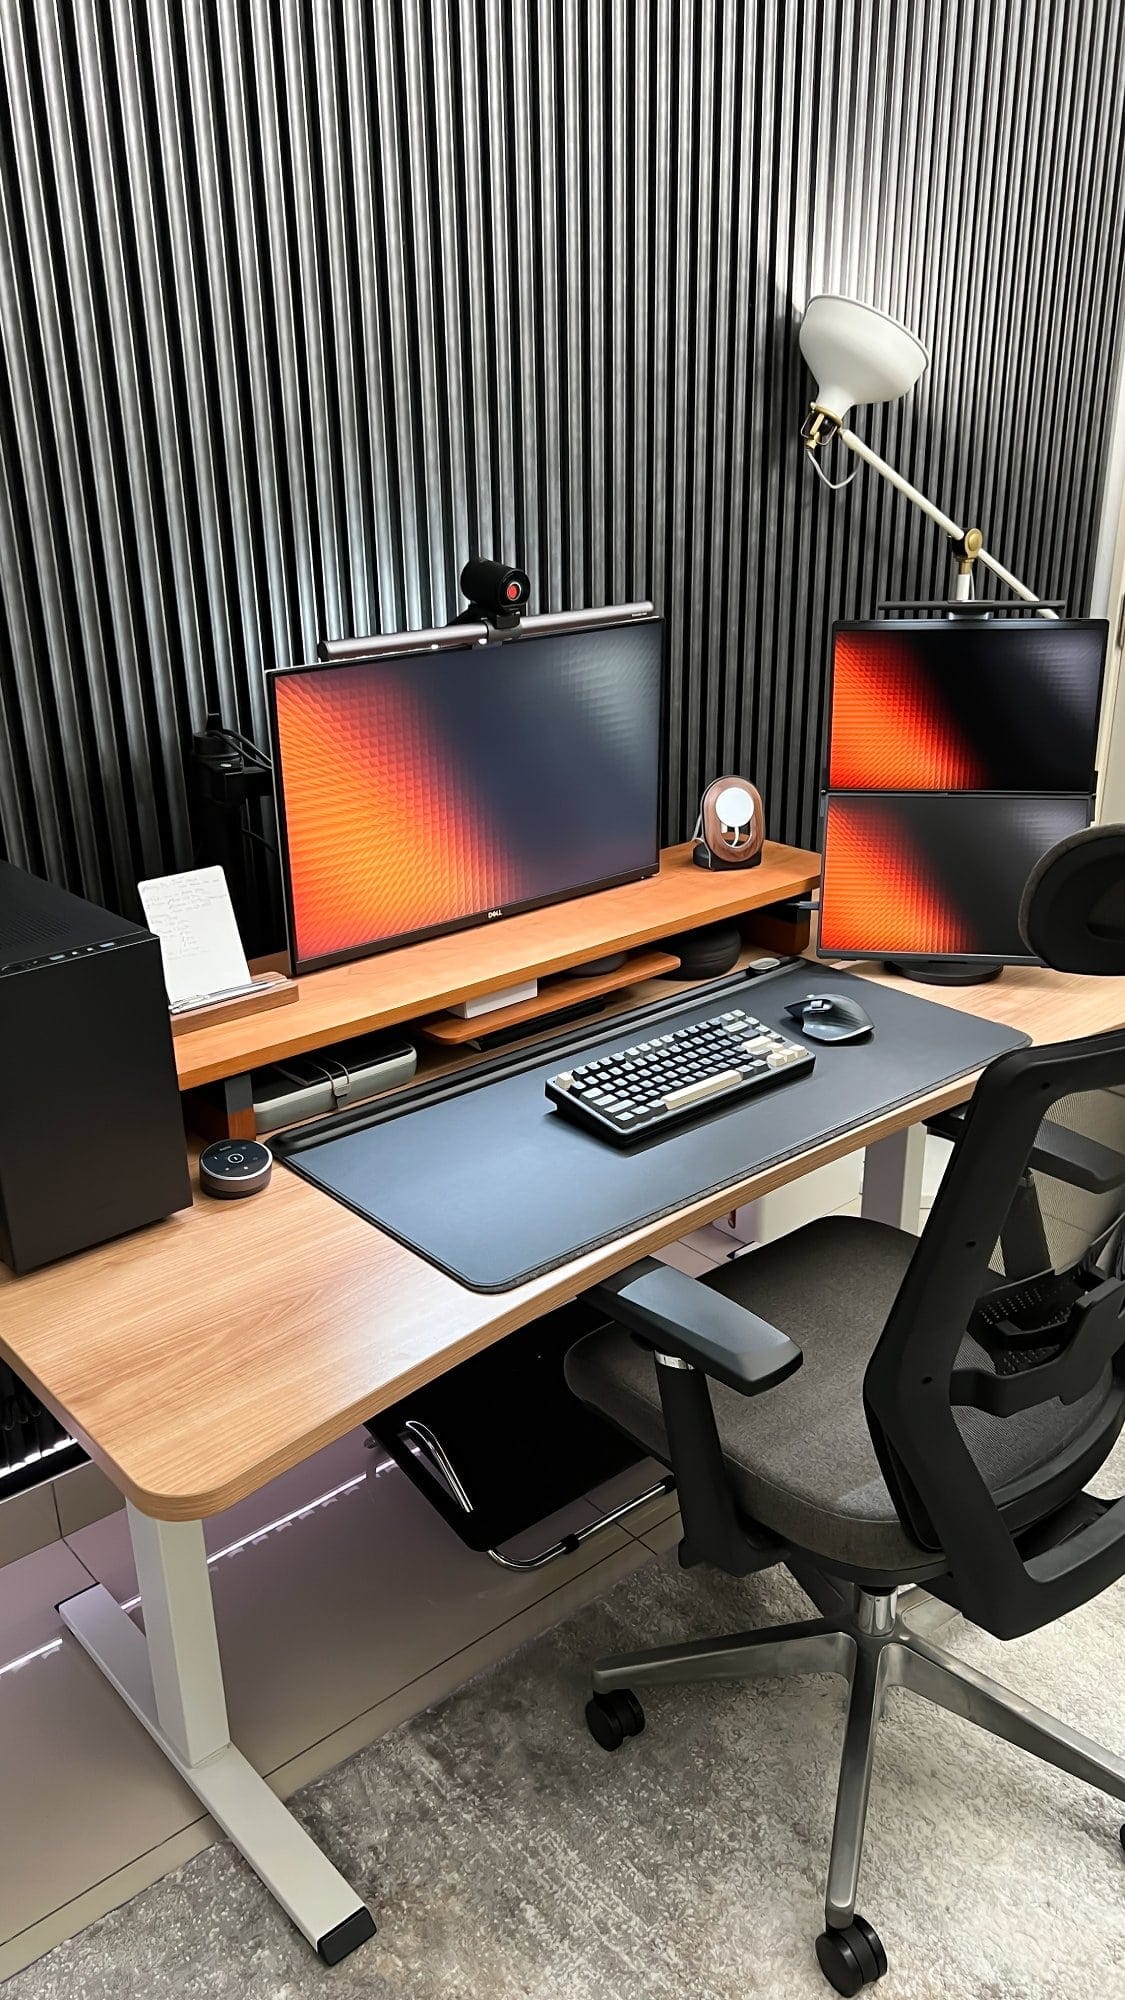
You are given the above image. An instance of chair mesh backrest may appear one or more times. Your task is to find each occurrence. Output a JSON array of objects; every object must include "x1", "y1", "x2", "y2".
[
  {"x1": 987, "y1": 1086, "x2": 1125, "y2": 1278},
  {"x1": 864, "y1": 1029, "x2": 1125, "y2": 1639}
]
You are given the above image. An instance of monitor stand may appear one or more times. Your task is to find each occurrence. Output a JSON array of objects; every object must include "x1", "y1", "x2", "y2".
[{"x1": 882, "y1": 958, "x2": 1004, "y2": 986}]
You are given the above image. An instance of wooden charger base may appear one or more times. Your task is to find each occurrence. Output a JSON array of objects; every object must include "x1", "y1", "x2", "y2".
[{"x1": 170, "y1": 970, "x2": 300, "y2": 1039}]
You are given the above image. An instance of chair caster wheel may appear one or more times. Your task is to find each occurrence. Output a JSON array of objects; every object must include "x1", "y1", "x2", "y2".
[
  {"x1": 585, "y1": 1687, "x2": 646, "y2": 1752},
  {"x1": 815, "y1": 1915, "x2": 888, "y2": 1995}
]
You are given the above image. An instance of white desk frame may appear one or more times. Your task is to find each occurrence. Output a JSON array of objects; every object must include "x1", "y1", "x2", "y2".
[
  {"x1": 61, "y1": 1506, "x2": 375, "y2": 1962},
  {"x1": 54, "y1": 1120, "x2": 926, "y2": 1961}
]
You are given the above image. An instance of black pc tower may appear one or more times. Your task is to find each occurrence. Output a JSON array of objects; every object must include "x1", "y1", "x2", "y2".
[{"x1": 0, "y1": 862, "x2": 192, "y2": 1273}]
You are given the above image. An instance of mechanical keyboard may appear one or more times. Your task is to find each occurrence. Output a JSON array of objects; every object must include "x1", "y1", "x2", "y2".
[{"x1": 545, "y1": 1005, "x2": 816, "y2": 1145}]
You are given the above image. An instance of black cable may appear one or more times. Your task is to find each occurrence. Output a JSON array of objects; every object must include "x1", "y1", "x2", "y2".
[
  {"x1": 212, "y1": 724, "x2": 273, "y2": 770},
  {"x1": 241, "y1": 820, "x2": 278, "y2": 856}
]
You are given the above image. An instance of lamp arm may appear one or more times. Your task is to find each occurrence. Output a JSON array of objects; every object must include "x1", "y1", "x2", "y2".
[{"x1": 835, "y1": 424, "x2": 1058, "y2": 619}]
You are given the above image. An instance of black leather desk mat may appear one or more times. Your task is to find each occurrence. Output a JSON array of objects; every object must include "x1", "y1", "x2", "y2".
[{"x1": 277, "y1": 964, "x2": 1028, "y2": 1293}]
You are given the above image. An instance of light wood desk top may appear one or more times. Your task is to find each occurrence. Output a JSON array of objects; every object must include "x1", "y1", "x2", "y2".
[{"x1": 4, "y1": 959, "x2": 1125, "y2": 1523}]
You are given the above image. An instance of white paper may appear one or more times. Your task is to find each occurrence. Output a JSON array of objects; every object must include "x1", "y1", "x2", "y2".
[{"x1": 138, "y1": 866, "x2": 252, "y2": 1010}]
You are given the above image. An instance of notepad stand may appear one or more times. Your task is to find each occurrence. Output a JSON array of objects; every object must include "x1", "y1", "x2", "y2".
[{"x1": 169, "y1": 969, "x2": 300, "y2": 1038}]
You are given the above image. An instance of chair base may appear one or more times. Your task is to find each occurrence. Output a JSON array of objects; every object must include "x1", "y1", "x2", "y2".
[{"x1": 588, "y1": 1582, "x2": 1125, "y2": 1992}]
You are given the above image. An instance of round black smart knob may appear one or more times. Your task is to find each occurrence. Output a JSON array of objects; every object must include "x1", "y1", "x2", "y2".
[{"x1": 199, "y1": 1139, "x2": 273, "y2": 1199}]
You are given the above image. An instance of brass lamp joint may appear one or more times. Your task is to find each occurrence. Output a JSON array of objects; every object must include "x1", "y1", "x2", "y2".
[{"x1": 954, "y1": 525, "x2": 984, "y2": 575}]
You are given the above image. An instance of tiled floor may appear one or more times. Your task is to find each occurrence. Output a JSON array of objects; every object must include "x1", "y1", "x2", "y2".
[
  {"x1": 0, "y1": 1140, "x2": 947, "y2": 1983},
  {"x1": 0, "y1": 1424, "x2": 677, "y2": 1982}
]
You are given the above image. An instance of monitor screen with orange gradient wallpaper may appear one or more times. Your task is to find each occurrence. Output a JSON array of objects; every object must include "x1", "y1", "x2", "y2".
[
  {"x1": 818, "y1": 793, "x2": 1091, "y2": 960},
  {"x1": 827, "y1": 621, "x2": 1105, "y2": 794},
  {"x1": 267, "y1": 621, "x2": 663, "y2": 971},
  {"x1": 818, "y1": 619, "x2": 1103, "y2": 962}
]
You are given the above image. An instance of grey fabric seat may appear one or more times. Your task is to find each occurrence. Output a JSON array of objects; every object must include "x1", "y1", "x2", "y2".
[
  {"x1": 566, "y1": 1215, "x2": 1121, "y2": 1575},
  {"x1": 570, "y1": 850, "x2": 1125, "y2": 1991}
]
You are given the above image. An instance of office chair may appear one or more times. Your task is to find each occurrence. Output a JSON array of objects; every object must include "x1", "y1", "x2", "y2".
[{"x1": 565, "y1": 823, "x2": 1125, "y2": 1994}]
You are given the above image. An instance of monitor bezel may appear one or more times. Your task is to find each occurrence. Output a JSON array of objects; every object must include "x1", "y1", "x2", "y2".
[
  {"x1": 814, "y1": 787, "x2": 1095, "y2": 966},
  {"x1": 824, "y1": 616, "x2": 1109, "y2": 799},
  {"x1": 266, "y1": 609, "x2": 666, "y2": 976}
]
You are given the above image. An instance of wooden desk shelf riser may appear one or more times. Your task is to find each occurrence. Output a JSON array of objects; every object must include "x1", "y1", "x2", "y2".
[{"x1": 179, "y1": 842, "x2": 818, "y2": 1140}]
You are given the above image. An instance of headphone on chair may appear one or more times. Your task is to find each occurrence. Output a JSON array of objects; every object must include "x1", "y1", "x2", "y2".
[{"x1": 1019, "y1": 825, "x2": 1125, "y2": 975}]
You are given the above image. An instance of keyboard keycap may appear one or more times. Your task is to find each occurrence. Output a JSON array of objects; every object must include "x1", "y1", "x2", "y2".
[{"x1": 662, "y1": 1068, "x2": 744, "y2": 1110}]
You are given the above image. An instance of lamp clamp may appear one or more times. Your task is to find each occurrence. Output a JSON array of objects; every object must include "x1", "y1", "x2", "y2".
[{"x1": 952, "y1": 526, "x2": 985, "y2": 577}]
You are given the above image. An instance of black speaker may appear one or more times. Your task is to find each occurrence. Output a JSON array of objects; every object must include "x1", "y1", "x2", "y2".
[
  {"x1": 665, "y1": 922, "x2": 743, "y2": 979},
  {"x1": 0, "y1": 863, "x2": 192, "y2": 1273}
]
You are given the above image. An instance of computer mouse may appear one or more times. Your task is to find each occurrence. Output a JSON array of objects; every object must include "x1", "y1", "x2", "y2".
[{"x1": 784, "y1": 992, "x2": 874, "y2": 1044}]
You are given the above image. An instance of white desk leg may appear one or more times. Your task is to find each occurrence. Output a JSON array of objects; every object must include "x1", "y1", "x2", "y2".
[
  {"x1": 59, "y1": 1502, "x2": 376, "y2": 1965},
  {"x1": 861, "y1": 1124, "x2": 926, "y2": 1232}
]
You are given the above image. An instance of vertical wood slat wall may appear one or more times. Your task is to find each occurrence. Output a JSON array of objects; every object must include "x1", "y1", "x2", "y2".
[{"x1": 1, "y1": 0, "x2": 1123, "y2": 924}]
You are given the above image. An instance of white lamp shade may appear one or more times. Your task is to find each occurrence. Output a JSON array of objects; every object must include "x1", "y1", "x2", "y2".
[{"x1": 799, "y1": 294, "x2": 929, "y2": 424}]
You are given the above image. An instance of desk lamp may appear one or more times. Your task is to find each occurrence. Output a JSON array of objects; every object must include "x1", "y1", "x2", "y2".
[{"x1": 798, "y1": 294, "x2": 1056, "y2": 618}]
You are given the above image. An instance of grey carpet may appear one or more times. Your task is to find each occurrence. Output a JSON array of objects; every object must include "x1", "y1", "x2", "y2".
[{"x1": 11, "y1": 1522, "x2": 1125, "y2": 2000}]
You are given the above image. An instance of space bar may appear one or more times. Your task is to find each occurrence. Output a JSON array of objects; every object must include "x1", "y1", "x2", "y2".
[{"x1": 662, "y1": 1069, "x2": 745, "y2": 1111}]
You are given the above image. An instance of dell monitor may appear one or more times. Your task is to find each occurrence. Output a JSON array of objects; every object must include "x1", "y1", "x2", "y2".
[
  {"x1": 817, "y1": 617, "x2": 1107, "y2": 978},
  {"x1": 267, "y1": 613, "x2": 663, "y2": 973}
]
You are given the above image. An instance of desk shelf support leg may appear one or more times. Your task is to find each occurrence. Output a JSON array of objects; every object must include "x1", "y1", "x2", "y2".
[
  {"x1": 59, "y1": 1502, "x2": 376, "y2": 1966},
  {"x1": 861, "y1": 1123, "x2": 926, "y2": 1232}
]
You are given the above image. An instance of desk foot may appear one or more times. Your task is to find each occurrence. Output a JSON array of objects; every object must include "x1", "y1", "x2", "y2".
[
  {"x1": 319, "y1": 1907, "x2": 378, "y2": 1964},
  {"x1": 60, "y1": 1570, "x2": 375, "y2": 1961}
]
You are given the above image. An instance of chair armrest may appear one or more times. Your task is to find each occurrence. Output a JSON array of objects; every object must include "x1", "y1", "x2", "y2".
[
  {"x1": 584, "y1": 1257, "x2": 803, "y2": 1397},
  {"x1": 1029, "y1": 1117, "x2": 1125, "y2": 1195},
  {"x1": 927, "y1": 1106, "x2": 1125, "y2": 1196}
]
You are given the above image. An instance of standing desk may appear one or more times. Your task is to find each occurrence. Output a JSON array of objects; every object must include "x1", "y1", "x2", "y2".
[{"x1": 3, "y1": 838, "x2": 1125, "y2": 1962}]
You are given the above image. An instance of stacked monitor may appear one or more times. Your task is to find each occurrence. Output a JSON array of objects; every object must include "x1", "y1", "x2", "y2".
[
  {"x1": 267, "y1": 613, "x2": 664, "y2": 974},
  {"x1": 817, "y1": 618, "x2": 1107, "y2": 970}
]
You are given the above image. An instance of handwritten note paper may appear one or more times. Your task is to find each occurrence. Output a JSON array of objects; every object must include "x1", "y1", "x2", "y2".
[{"x1": 138, "y1": 866, "x2": 252, "y2": 1011}]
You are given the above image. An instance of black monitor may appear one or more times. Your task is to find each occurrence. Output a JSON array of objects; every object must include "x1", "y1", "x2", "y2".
[
  {"x1": 825, "y1": 618, "x2": 1105, "y2": 794},
  {"x1": 817, "y1": 616, "x2": 1107, "y2": 973},
  {"x1": 267, "y1": 612, "x2": 664, "y2": 973},
  {"x1": 818, "y1": 792, "x2": 1093, "y2": 962}
]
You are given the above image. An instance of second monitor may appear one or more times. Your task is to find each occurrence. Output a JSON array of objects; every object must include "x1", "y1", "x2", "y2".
[
  {"x1": 826, "y1": 617, "x2": 1105, "y2": 793},
  {"x1": 818, "y1": 615, "x2": 1107, "y2": 976},
  {"x1": 818, "y1": 792, "x2": 1091, "y2": 961}
]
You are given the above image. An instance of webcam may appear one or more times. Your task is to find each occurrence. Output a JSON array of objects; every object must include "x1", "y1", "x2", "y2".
[{"x1": 460, "y1": 557, "x2": 530, "y2": 631}]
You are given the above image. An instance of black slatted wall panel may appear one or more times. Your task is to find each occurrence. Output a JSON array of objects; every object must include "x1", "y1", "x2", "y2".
[{"x1": 1, "y1": 0, "x2": 1124, "y2": 930}]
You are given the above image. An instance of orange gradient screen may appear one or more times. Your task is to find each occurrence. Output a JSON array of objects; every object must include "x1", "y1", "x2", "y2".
[
  {"x1": 828, "y1": 630, "x2": 986, "y2": 791},
  {"x1": 819, "y1": 794, "x2": 1090, "y2": 958},
  {"x1": 269, "y1": 631, "x2": 662, "y2": 969},
  {"x1": 820, "y1": 797, "x2": 972, "y2": 956},
  {"x1": 271, "y1": 671, "x2": 515, "y2": 964},
  {"x1": 826, "y1": 623, "x2": 1104, "y2": 793}
]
